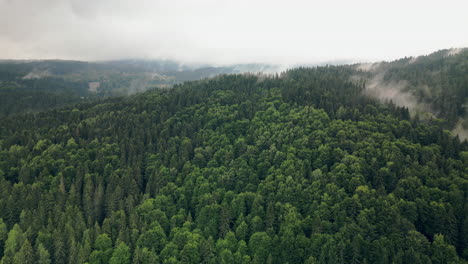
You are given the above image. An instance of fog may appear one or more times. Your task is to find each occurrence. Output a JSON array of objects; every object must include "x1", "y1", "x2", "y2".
[
  {"x1": 355, "y1": 52, "x2": 468, "y2": 141},
  {"x1": 1, "y1": 0, "x2": 467, "y2": 64},
  {"x1": 453, "y1": 119, "x2": 468, "y2": 141},
  {"x1": 361, "y1": 71, "x2": 432, "y2": 115},
  {"x1": 22, "y1": 69, "x2": 51, "y2": 79}
]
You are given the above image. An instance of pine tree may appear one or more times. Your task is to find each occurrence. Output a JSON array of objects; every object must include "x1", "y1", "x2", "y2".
[
  {"x1": 13, "y1": 239, "x2": 34, "y2": 264},
  {"x1": 36, "y1": 243, "x2": 51, "y2": 264}
]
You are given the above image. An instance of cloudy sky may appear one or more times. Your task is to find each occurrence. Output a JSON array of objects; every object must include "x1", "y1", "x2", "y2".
[{"x1": 0, "y1": 0, "x2": 467, "y2": 64}]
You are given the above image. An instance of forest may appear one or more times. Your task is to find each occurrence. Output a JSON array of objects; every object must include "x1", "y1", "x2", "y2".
[{"x1": 0, "y1": 61, "x2": 467, "y2": 263}]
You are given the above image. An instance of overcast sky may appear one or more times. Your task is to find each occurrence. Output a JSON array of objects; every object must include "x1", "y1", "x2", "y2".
[{"x1": 0, "y1": 0, "x2": 467, "y2": 64}]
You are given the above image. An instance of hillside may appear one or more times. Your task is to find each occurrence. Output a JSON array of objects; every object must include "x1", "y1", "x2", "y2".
[
  {"x1": 352, "y1": 48, "x2": 468, "y2": 139},
  {"x1": 0, "y1": 67, "x2": 467, "y2": 263}
]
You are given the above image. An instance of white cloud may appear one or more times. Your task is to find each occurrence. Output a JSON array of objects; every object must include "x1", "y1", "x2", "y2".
[{"x1": 0, "y1": 0, "x2": 467, "y2": 64}]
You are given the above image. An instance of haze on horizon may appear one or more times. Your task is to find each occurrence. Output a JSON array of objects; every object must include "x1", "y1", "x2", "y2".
[{"x1": 1, "y1": 0, "x2": 467, "y2": 65}]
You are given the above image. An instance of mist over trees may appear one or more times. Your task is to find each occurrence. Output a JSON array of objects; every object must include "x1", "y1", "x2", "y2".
[{"x1": 353, "y1": 48, "x2": 468, "y2": 139}]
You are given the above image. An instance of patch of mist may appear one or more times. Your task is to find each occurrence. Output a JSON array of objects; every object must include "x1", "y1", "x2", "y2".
[
  {"x1": 355, "y1": 62, "x2": 382, "y2": 72},
  {"x1": 452, "y1": 118, "x2": 468, "y2": 142},
  {"x1": 363, "y1": 73, "x2": 432, "y2": 116},
  {"x1": 362, "y1": 72, "x2": 468, "y2": 140},
  {"x1": 150, "y1": 72, "x2": 173, "y2": 81},
  {"x1": 22, "y1": 69, "x2": 51, "y2": 79},
  {"x1": 230, "y1": 64, "x2": 288, "y2": 74},
  {"x1": 445, "y1": 48, "x2": 464, "y2": 57},
  {"x1": 88, "y1": 82, "x2": 100, "y2": 93},
  {"x1": 408, "y1": 56, "x2": 419, "y2": 64},
  {"x1": 127, "y1": 77, "x2": 150, "y2": 95}
]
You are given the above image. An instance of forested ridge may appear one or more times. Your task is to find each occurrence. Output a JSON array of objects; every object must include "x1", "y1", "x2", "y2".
[
  {"x1": 0, "y1": 67, "x2": 467, "y2": 263},
  {"x1": 1, "y1": 48, "x2": 467, "y2": 133},
  {"x1": 352, "y1": 48, "x2": 468, "y2": 133},
  {"x1": 383, "y1": 49, "x2": 468, "y2": 126}
]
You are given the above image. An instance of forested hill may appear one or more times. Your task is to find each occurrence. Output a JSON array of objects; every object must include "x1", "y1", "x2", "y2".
[
  {"x1": 0, "y1": 67, "x2": 467, "y2": 263},
  {"x1": 352, "y1": 48, "x2": 468, "y2": 138}
]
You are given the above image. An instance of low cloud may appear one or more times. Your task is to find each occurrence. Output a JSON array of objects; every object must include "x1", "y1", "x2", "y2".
[
  {"x1": 359, "y1": 70, "x2": 468, "y2": 141},
  {"x1": 445, "y1": 48, "x2": 465, "y2": 57},
  {"x1": 355, "y1": 62, "x2": 382, "y2": 72},
  {"x1": 22, "y1": 69, "x2": 51, "y2": 79},
  {"x1": 363, "y1": 73, "x2": 431, "y2": 115},
  {"x1": 453, "y1": 118, "x2": 468, "y2": 141}
]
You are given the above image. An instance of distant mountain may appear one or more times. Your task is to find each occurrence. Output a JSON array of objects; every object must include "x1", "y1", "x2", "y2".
[{"x1": 0, "y1": 59, "x2": 283, "y2": 116}]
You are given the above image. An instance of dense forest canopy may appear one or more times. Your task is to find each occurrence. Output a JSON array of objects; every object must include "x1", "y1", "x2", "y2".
[{"x1": 0, "y1": 51, "x2": 467, "y2": 263}]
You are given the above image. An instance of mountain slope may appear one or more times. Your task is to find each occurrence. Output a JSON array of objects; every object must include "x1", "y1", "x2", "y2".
[{"x1": 352, "y1": 48, "x2": 468, "y2": 139}]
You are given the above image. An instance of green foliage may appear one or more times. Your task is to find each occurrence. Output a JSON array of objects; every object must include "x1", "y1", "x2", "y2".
[
  {"x1": 1, "y1": 225, "x2": 25, "y2": 264},
  {"x1": 13, "y1": 239, "x2": 34, "y2": 264},
  {"x1": 36, "y1": 243, "x2": 51, "y2": 264},
  {"x1": 136, "y1": 224, "x2": 166, "y2": 253},
  {"x1": 89, "y1": 234, "x2": 113, "y2": 264},
  {"x1": 94, "y1": 234, "x2": 112, "y2": 252},
  {"x1": 109, "y1": 242, "x2": 130, "y2": 264},
  {"x1": 0, "y1": 220, "x2": 7, "y2": 259}
]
